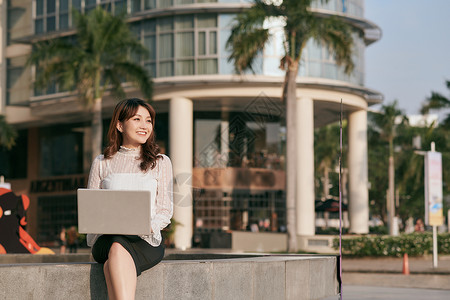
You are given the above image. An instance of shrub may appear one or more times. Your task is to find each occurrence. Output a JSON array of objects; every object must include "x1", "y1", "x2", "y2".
[{"x1": 333, "y1": 233, "x2": 450, "y2": 257}]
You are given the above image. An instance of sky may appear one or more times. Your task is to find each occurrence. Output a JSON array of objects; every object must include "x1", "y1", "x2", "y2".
[{"x1": 364, "y1": 0, "x2": 450, "y2": 116}]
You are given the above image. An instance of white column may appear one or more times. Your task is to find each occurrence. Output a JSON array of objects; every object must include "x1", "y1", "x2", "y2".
[
  {"x1": 296, "y1": 97, "x2": 315, "y2": 236},
  {"x1": 170, "y1": 97, "x2": 193, "y2": 250},
  {"x1": 348, "y1": 109, "x2": 369, "y2": 234}
]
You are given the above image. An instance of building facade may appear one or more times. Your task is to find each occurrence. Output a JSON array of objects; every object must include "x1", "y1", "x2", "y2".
[{"x1": 0, "y1": 0, "x2": 381, "y2": 250}]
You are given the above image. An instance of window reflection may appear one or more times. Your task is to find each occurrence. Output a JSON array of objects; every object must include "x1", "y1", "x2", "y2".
[{"x1": 194, "y1": 113, "x2": 285, "y2": 170}]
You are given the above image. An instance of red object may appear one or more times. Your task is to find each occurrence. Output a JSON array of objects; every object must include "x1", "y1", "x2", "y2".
[
  {"x1": 402, "y1": 253, "x2": 410, "y2": 275},
  {"x1": 0, "y1": 188, "x2": 41, "y2": 253}
]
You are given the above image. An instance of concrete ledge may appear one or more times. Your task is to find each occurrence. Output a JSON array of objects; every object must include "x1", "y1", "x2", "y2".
[{"x1": 0, "y1": 255, "x2": 338, "y2": 300}]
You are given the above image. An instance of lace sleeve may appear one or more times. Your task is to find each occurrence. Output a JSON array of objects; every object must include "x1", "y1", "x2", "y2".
[
  {"x1": 87, "y1": 155, "x2": 103, "y2": 189},
  {"x1": 149, "y1": 154, "x2": 174, "y2": 245},
  {"x1": 86, "y1": 155, "x2": 103, "y2": 247}
]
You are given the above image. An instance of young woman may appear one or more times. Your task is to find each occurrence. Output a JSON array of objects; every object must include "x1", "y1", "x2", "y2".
[{"x1": 87, "y1": 98, "x2": 173, "y2": 299}]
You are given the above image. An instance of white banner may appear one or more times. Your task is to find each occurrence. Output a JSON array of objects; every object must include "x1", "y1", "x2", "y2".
[{"x1": 424, "y1": 151, "x2": 444, "y2": 226}]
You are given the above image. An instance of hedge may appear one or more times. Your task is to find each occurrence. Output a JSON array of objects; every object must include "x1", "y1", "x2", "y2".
[{"x1": 333, "y1": 233, "x2": 450, "y2": 257}]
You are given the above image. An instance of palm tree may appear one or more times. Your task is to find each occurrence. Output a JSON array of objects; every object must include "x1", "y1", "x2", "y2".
[
  {"x1": 421, "y1": 80, "x2": 450, "y2": 128},
  {"x1": 369, "y1": 100, "x2": 407, "y2": 235},
  {"x1": 28, "y1": 8, "x2": 152, "y2": 161},
  {"x1": 226, "y1": 0, "x2": 355, "y2": 252},
  {"x1": 0, "y1": 115, "x2": 17, "y2": 150}
]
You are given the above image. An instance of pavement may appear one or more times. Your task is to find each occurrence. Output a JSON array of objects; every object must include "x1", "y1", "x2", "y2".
[
  {"x1": 322, "y1": 286, "x2": 450, "y2": 300},
  {"x1": 341, "y1": 255, "x2": 450, "y2": 275},
  {"x1": 340, "y1": 255, "x2": 450, "y2": 291}
]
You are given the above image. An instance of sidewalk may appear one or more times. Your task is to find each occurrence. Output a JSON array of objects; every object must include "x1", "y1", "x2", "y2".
[
  {"x1": 342, "y1": 255, "x2": 450, "y2": 275},
  {"x1": 341, "y1": 255, "x2": 450, "y2": 290}
]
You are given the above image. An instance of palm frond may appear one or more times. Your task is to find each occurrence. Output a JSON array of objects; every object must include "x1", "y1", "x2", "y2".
[
  {"x1": 312, "y1": 16, "x2": 355, "y2": 74},
  {"x1": 0, "y1": 115, "x2": 17, "y2": 150},
  {"x1": 226, "y1": 2, "x2": 276, "y2": 73},
  {"x1": 108, "y1": 61, "x2": 153, "y2": 100},
  {"x1": 421, "y1": 92, "x2": 450, "y2": 114},
  {"x1": 103, "y1": 69, "x2": 126, "y2": 101}
]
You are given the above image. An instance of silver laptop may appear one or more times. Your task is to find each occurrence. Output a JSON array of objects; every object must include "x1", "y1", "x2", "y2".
[{"x1": 77, "y1": 189, "x2": 153, "y2": 235}]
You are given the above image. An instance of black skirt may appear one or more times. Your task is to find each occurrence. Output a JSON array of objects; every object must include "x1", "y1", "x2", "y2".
[{"x1": 92, "y1": 235, "x2": 165, "y2": 276}]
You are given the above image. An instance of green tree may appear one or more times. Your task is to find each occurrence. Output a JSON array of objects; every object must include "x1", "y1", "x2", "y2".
[
  {"x1": 421, "y1": 80, "x2": 450, "y2": 128},
  {"x1": 226, "y1": 0, "x2": 355, "y2": 251},
  {"x1": 369, "y1": 101, "x2": 407, "y2": 235},
  {"x1": 28, "y1": 8, "x2": 152, "y2": 161},
  {"x1": 0, "y1": 115, "x2": 17, "y2": 150}
]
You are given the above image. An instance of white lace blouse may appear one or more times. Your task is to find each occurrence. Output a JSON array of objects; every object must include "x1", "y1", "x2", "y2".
[{"x1": 86, "y1": 146, "x2": 173, "y2": 247}]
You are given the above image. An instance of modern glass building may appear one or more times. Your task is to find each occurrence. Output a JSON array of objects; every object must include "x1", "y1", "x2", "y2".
[{"x1": 0, "y1": 0, "x2": 381, "y2": 251}]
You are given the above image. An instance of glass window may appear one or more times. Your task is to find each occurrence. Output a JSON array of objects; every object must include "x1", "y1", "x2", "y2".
[
  {"x1": 175, "y1": 32, "x2": 194, "y2": 57},
  {"x1": 308, "y1": 61, "x2": 321, "y2": 77},
  {"x1": 39, "y1": 126, "x2": 84, "y2": 177},
  {"x1": 143, "y1": 19, "x2": 156, "y2": 33},
  {"x1": 175, "y1": 0, "x2": 193, "y2": 4},
  {"x1": 195, "y1": 119, "x2": 222, "y2": 168},
  {"x1": 47, "y1": 16, "x2": 56, "y2": 32},
  {"x1": 158, "y1": 17, "x2": 174, "y2": 31},
  {"x1": 145, "y1": 62, "x2": 156, "y2": 78},
  {"x1": 197, "y1": 14, "x2": 217, "y2": 28},
  {"x1": 144, "y1": 0, "x2": 156, "y2": 10},
  {"x1": 158, "y1": 33, "x2": 173, "y2": 59},
  {"x1": 307, "y1": 40, "x2": 322, "y2": 60},
  {"x1": 130, "y1": 22, "x2": 141, "y2": 37},
  {"x1": 198, "y1": 32, "x2": 206, "y2": 55},
  {"x1": 175, "y1": 15, "x2": 194, "y2": 29},
  {"x1": 144, "y1": 35, "x2": 156, "y2": 59},
  {"x1": 132, "y1": 0, "x2": 141, "y2": 12},
  {"x1": 114, "y1": 0, "x2": 127, "y2": 15},
  {"x1": 36, "y1": 0, "x2": 44, "y2": 15},
  {"x1": 176, "y1": 60, "x2": 194, "y2": 75},
  {"x1": 157, "y1": 0, "x2": 172, "y2": 8},
  {"x1": 198, "y1": 59, "x2": 217, "y2": 74},
  {"x1": 59, "y1": 14, "x2": 68, "y2": 30},
  {"x1": 72, "y1": 0, "x2": 82, "y2": 10},
  {"x1": 132, "y1": 13, "x2": 219, "y2": 78},
  {"x1": 60, "y1": 0, "x2": 69, "y2": 11},
  {"x1": 159, "y1": 61, "x2": 173, "y2": 77},
  {"x1": 35, "y1": 19, "x2": 44, "y2": 34},
  {"x1": 323, "y1": 63, "x2": 337, "y2": 79},
  {"x1": 209, "y1": 31, "x2": 217, "y2": 54},
  {"x1": 47, "y1": 0, "x2": 56, "y2": 13}
]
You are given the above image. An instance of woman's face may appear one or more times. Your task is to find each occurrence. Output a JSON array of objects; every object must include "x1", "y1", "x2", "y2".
[{"x1": 117, "y1": 105, "x2": 153, "y2": 149}]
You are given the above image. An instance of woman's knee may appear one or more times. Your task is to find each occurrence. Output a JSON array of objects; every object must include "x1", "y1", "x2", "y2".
[{"x1": 108, "y1": 242, "x2": 127, "y2": 259}]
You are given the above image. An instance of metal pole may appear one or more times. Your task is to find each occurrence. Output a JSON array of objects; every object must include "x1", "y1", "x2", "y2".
[
  {"x1": 433, "y1": 225, "x2": 438, "y2": 268},
  {"x1": 431, "y1": 142, "x2": 438, "y2": 269}
]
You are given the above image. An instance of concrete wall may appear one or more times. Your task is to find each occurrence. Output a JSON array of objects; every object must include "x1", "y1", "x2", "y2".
[
  {"x1": 232, "y1": 231, "x2": 288, "y2": 252},
  {"x1": 0, "y1": 256, "x2": 338, "y2": 300},
  {"x1": 231, "y1": 231, "x2": 338, "y2": 254}
]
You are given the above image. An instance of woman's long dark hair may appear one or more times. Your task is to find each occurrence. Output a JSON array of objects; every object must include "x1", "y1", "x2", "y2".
[{"x1": 104, "y1": 98, "x2": 160, "y2": 171}]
